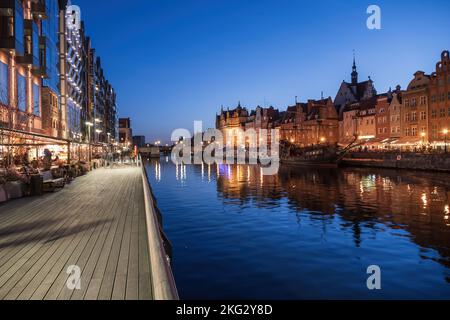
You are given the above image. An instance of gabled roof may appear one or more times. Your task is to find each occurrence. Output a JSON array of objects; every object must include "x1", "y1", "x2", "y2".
[{"x1": 342, "y1": 80, "x2": 374, "y2": 101}]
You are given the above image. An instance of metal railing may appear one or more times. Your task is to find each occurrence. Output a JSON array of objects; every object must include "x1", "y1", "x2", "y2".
[{"x1": 139, "y1": 156, "x2": 179, "y2": 300}]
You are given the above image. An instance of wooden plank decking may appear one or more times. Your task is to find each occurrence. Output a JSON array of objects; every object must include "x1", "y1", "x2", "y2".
[{"x1": 0, "y1": 166, "x2": 153, "y2": 300}]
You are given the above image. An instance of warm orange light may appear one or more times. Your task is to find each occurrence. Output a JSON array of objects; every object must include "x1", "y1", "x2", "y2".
[
  {"x1": 421, "y1": 132, "x2": 426, "y2": 137},
  {"x1": 444, "y1": 129, "x2": 449, "y2": 135},
  {"x1": 320, "y1": 137, "x2": 326, "y2": 142}
]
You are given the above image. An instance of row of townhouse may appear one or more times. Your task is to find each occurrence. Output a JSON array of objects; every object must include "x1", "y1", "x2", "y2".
[
  {"x1": 216, "y1": 50, "x2": 450, "y2": 150},
  {"x1": 0, "y1": 0, "x2": 117, "y2": 163},
  {"x1": 339, "y1": 51, "x2": 450, "y2": 148}
]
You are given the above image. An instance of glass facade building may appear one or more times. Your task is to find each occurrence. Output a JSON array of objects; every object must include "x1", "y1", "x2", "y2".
[
  {"x1": 65, "y1": 19, "x2": 85, "y2": 141},
  {"x1": 33, "y1": 82, "x2": 40, "y2": 116},
  {"x1": 0, "y1": 0, "x2": 118, "y2": 160},
  {"x1": 14, "y1": 1, "x2": 24, "y2": 56},
  {"x1": 0, "y1": 61, "x2": 8, "y2": 105},
  {"x1": 17, "y1": 73, "x2": 26, "y2": 111},
  {"x1": 42, "y1": 0, "x2": 60, "y2": 95}
]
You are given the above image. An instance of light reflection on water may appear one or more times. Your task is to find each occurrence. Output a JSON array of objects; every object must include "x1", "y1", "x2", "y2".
[{"x1": 146, "y1": 159, "x2": 450, "y2": 299}]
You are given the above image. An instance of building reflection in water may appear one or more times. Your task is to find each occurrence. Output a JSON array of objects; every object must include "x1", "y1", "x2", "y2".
[
  {"x1": 213, "y1": 163, "x2": 450, "y2": 271},
  {"x1": 146, "y1": 159, "x2": 450, "y2": 283}
]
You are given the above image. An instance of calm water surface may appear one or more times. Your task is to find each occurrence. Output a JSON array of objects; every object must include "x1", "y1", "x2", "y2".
[{"x1": 146, "y1": 159, "x2": 450, "y2": 299}]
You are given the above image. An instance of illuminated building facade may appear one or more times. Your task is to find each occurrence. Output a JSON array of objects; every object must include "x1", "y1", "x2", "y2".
[
  {"x1": 401, "y1": 71, "x2": 430, "y2": 144},
  {"x1": 90, "y1": 55, "x2": 117, "y2": 144},
  {"x1": 281, "y1": 98, "x2": 339, "y2": 147},
  {"x1": 375, "y1": 93, "x2": 392, "y2": 140},
  {"x1": 40, "y1": 0, "x2": 64, "y2": 139},
  {"x1": 0, "y1": 0, "x2": 44, "y2": 133},
  {"x1": 334, "y1": 56, "x2": 377, "y2": 117},
  {"x1": 119, "y1": 117, "x2": 132, "y2": 147},
  {"x1": 216, "y1": 103, "x2": 250, "y2": 147},
  {"x1": 0, "y1": 0, "x2": 118, "y2": 164},
  {"x1": 389, "y1": 87, "x2": 402, "y2": 139},
  {"x1": 429, "y1": 50, "x2": 450, "y2": 145},
  {"x1": 245, "y1": 106, "x2": 280, "y2": 146}
]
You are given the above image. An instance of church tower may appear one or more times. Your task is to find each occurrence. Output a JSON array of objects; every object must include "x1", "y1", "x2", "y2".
[{"x1": 351, "y1": 52, "x2": 358, "y2": 85}]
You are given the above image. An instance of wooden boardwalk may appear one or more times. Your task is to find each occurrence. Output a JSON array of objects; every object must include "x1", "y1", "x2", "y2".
[{"x1": 0, "y1": 166, "x2": 153, "y2": 300}]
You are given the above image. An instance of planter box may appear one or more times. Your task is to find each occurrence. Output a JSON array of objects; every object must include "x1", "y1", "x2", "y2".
[
  {"x1": 4, "y1": 181, "x2": 25, "y2": 199},
  {"x1": 0, "y1": 184, "x2": 8, "y2": 203}
]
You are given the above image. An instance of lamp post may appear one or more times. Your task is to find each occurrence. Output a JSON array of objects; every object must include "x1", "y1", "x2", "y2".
[
  {"x1": 444, "y1": 129, "x2": 448, "y2": 154},
  {"x1": 316, "y1": 119, "x2": 323, "y2": 145},
  {"x1": 85, "y1": 121, "x2": 94, "y2": 163}
]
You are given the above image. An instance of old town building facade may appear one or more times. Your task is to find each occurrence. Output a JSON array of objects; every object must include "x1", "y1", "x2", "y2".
[
  {"x1": 214, "y1": 51, "x2": 449, "y2": 151},
  {"x1": 389, "y1": 87, "x2": 402, "y2": 139},
  {"x1": 429, "y1": 50, "x2": 450, "y2": 145},
  {"x1": 216, "y1": 103, "x2": 250, "y2": 147},
  {"x1": 375, "y1": 93, "x2": 392, "y2": 140},
  {"x1": 401, "y1": 71, "x2": 430, "y2": 144}
]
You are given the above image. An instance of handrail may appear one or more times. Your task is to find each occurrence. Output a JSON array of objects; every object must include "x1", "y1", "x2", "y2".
[{"x1": 140, "y1": 161, "x2": 179, "y2": 300}]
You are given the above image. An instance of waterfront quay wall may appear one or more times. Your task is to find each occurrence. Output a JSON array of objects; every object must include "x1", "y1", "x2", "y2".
[{"x1": 342, "y1": 152, "x2": 450, "y2": 172}]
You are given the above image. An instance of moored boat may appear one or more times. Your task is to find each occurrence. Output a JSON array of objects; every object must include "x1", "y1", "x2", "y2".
[{"x1": 280, "y1": 141, "x2": 341, "y2": 167}]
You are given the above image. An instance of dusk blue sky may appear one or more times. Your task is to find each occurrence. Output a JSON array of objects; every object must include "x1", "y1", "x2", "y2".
[{"x1": 75, "y1": 0, "x2": 450, "y2": 144}]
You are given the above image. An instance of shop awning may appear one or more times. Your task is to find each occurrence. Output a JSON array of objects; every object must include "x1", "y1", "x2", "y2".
[
  {"x1": 0, "y1": 127, "x2": 70, "y2": 146},
  {"x1": 390, "y1": 136, "x2": 423, "y2": 145}
]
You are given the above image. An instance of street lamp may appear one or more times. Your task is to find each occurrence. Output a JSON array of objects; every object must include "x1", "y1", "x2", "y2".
[
  {"x1": 421, "y1": 132, "x2": 426, "y2": 145},
  {"x1": 444, "y1": 129, "x2": 448, "y2": 153},
  {"x1": 85, "y1": 121, "x2": 94, "y2": 163}
]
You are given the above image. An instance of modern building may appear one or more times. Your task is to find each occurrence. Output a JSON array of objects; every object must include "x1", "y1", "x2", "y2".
[
  {"x1": 40, "y1": 0, "x2": 63, "y2": 139},
  {"x1": 0, "y1": 0, "x2": 118, "y2": 164},
  {"x1": 133, "y1": 135, "x2": 146, "y2": 148},
  {"x1": 0, "y1": 0, "x2": 45, "y2": 134},
  {"x1": 119, "y1": 117, "x2": 132, "y2": 147}
]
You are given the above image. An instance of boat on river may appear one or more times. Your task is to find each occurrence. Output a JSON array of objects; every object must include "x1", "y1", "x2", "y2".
[{"x1": 280, "y1": 141, "x2": 341, "y2": 167}]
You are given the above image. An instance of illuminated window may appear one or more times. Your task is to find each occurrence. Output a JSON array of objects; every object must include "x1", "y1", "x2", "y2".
[{"x1": 420, "y1": 111, "x2": 427, "y2": 120}]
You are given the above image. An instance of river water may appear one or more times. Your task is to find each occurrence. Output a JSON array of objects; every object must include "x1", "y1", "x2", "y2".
[{"x1": 145, "y1": 158, "x2": 450, "y2": 299}]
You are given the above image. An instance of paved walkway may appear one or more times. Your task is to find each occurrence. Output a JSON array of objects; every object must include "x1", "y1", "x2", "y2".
[{"x1": 0, "y1": 166, "x2": 152, "y2": 300}]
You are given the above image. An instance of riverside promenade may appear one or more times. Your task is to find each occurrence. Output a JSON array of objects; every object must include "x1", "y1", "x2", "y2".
[{"x1": 0, "y1": 165, "x2": 177, "y2": 300}]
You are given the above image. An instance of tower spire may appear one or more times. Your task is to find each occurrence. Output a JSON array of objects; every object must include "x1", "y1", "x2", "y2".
[{"x1": 351, "y1": 49, "x2": 358, "y2": 85}]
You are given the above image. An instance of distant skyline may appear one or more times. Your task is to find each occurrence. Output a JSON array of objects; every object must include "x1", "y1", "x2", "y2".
[{"x1": 75, "y1": 0, "x2": 450, "y2": 144}]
